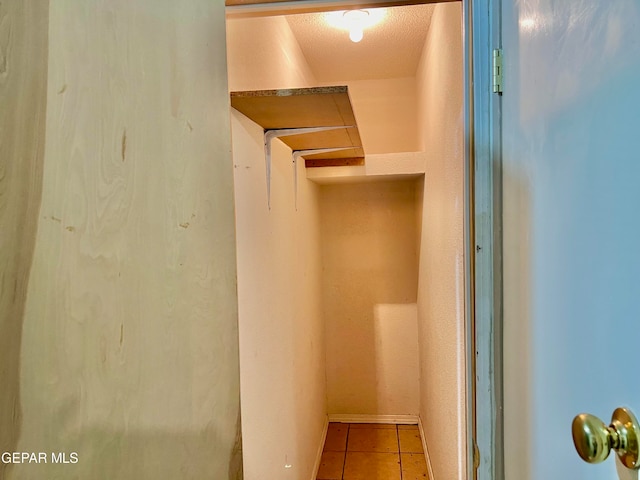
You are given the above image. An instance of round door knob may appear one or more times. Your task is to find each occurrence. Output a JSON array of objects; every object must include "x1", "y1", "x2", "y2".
[
  {"x1": 572, "y1": 407, "x2": 640, "y2": 470},
  {"x1": 572, "y1": 413, "x2": 614, "y2": 464}
]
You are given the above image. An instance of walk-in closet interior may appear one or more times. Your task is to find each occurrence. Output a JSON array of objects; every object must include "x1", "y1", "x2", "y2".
[{"x1": 226, "y1": 2, "x2": 466, "y2": 479}]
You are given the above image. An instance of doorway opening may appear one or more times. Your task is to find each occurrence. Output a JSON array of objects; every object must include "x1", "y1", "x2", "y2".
[{"x1": 225, "y1": 2, "x2": 467, "y2": 479}]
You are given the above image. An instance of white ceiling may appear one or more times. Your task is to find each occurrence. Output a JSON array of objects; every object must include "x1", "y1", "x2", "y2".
[{"x1": 286, "y1": 4, "x2": 435, "y2": 83}]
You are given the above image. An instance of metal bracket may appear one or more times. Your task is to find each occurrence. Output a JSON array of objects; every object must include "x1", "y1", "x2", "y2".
[
  {"x1": 264, "y1": 126, "x2": 352, "y2": 209},
  {"x1": 291, "y1": 147, "x2": 352, "y2": 210}
]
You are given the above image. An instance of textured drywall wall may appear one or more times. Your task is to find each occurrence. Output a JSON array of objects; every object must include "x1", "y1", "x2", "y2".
[
  {"x1": 341, "y1": 77, "x2": 420, "y2": 154},
  {"x1": 0, "y1": 3, "x2": 48, "y2": 478},
  {"x1": 415, "y1": 3, "x2": 466, "y2": 480},
  {"x1": 227, "y1": 18, "x2": 325, "y2": 480},
  {"x1": 286, "y1": 5, "x2": 435, "y2": 83},
  {"x1": 232, "y1": 110, "x2": 326, "y2": 480},
  {"x1": 320, "y1": 180, "x2": 420, "y2": 416},
  {"x1": 11, "y1": 2, "x2": 242, "y2": 478},
  {"x1": 226, "y1": 15, "x2": 317, "y2": 91}
]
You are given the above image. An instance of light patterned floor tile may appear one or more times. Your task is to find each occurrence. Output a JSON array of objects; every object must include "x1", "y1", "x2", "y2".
[
  {"x1": 343, "y1": 452, "x2": 401, "y2": 480},
  {"x1": 399, "y1": 428, "x2": 424, "y2": 453},
  {"x1": 401, "y1": 453, "x2": 429, "y2": 480},
  {"x1": 317, "y1": 451, "x2": 345, "y2": 480},
  {"x1": 349, "y1": 423, "x2": 397, "y2": 429},
  {"x1": 398, "y1": 424, "x2": 419, "y2": 430},
  {"x1": 347, "y1": 427, "x2": 399, "y2": 453},
  {"x1": 324, "y1": 423, "x2": 349, "y2": 452}
]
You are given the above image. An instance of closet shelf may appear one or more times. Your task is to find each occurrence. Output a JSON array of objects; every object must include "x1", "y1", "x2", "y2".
[{"x1": 230, "y1": 86, "x2": 365, "y2": 168}]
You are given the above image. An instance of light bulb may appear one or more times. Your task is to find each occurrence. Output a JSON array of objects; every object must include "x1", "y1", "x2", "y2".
[
  {"x1": 344, "y1": 10, "x2": 368, "y2": 43},
  {"x1": 349, "y1": 27, "x2": 364, "y2": 43},
  {"x1": 324, "y1": 9, "x2": 386, "y2": 43}
]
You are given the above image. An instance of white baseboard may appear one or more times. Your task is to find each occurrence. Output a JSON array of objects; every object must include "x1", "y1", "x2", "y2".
[
  {"x1": 311, "y1": 416, "x2": 329, "y2": 480},
  {"x1": 418, "y1": 416, "x2": 435, "y2": 480},
  {"x1": 327, "y1": 413, "x2": 420, "y2": 424}
]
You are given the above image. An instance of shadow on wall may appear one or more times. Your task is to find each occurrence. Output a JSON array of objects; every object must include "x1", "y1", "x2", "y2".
[
  {"x1": 0, "y1": 1, "x2": 49, "y2": 477},
  {"x1": 372, "y1": 303, "x2": 419, "y2": 414}
]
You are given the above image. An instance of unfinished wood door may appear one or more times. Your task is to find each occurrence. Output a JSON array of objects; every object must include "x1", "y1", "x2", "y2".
[
  {"x1": 0, "y1": 3, "x2": 48, "y2": 477},
  {"x1": 2, "y1": 2, "x2": 242, "y2": 479}
]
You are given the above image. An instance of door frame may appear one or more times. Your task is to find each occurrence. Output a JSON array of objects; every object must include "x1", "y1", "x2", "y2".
[
  {"x1": 465, "y1": 0, "x2": 503, "y2": 479},
  {"x1": 225, "y1": 1, "x2": 503, "y2": 479}
]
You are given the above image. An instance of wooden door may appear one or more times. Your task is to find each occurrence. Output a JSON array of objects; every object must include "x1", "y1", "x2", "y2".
[
  {"x1": 502, "y1": 1, "x2": 640, "y2": 479},
  {"x1": 2, "y1": 2, "x2": 242, "y2": 479}
]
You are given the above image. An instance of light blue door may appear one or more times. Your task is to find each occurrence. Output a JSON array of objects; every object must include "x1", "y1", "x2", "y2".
[{"x1": 501, "y1": 1, "x2": 640, "y2": 479}]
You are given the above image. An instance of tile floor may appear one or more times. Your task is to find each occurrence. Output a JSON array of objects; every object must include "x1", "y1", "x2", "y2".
[{"x1": 316, "y1": 423, "x2": 428, "y2": 480}]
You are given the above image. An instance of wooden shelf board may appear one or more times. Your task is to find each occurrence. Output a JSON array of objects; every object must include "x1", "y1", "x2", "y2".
[
  {"x1": 305, "y1": 157, "x2": 365, "y2": 168},
  {"x1": 230, "y1": 86, "x2": 364, "y2": 166}
]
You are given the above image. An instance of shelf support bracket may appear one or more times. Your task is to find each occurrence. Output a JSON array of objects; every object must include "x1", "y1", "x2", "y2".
[
  {"x1": 291, "y1": 147, "x2": 352, "y2": 210},
  {"x1": 264, "y1": 126, "x2": 353, "y2": 209}
]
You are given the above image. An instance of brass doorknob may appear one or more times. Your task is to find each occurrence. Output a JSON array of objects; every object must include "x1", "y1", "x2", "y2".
[{"x1": 572, "y1": 407, "x2": 640, "y2": 469}]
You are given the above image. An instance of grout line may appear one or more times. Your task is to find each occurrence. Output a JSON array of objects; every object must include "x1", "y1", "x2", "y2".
[
  {"x1": 341, "y1": 424, "x2": 350, "y2": 480},
  {"x1": 397, "y1": 424, "x2": 403, "y2": 479}
]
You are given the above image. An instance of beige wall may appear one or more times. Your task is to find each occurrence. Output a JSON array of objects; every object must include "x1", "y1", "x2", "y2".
[
  {"x1": 0, "y1": 3, "x2": 49, "y2": 478},
  {"x1": 227, "y1": 15, "x2": 327, "y2": 480},
  {"x1": 8, "y1": 2, "x2": 241, "y2": 479},
  {"x1": 226, "y1": 15, "x2": 316, "y2": 91},
  {"x1": 415, "y1": 3, "x2": 466, "y2": 480},
  {"x1": 340, "y1": 77, "x2": 420, "y2": 154},
  {"x1": 231, "y1": 111, "x2": 326, "y2": 480},
  {"x1": 320, "y1": 180, "x2": 420, "y2": 416}
]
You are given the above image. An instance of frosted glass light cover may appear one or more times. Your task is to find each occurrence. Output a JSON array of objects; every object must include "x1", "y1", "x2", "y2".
[{"x1": 349, "y1": 28, "x2": 364, "y2": 42}]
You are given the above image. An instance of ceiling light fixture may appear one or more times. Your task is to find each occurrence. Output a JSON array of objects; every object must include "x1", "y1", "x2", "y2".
[
  {"x1": 325, "y1": 8, "x2": 386, "y2": 43},
  {"x1": 344, "y1": 10, "x2": 368, "y2": 43}
]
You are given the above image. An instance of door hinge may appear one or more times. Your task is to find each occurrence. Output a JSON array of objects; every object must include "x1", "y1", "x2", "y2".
[{"x1": 492, "y1": 48, "x2": 503, "y2": 94}]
